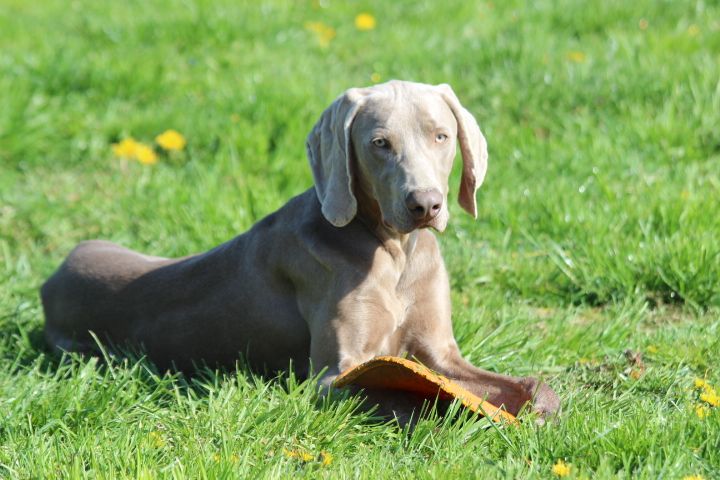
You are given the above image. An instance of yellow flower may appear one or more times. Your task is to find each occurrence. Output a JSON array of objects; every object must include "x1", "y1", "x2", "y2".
[
  {"x1": 112, "y1": 137, "x2": 139, "y2": 158},
  {"x1": 370, "y1": 72, "x2": 381, "y2": 83},
  {"x1": 282, "y1": 448, "x2": 331, "y2": 465},
  {"x1": 148, "y1": 431, "x2": 165, "y2": 448},
  {"x1": 638, "y1": 19, "x2": 648, "y2": 30},
  {"x1": 687, "y1": 24, "x2": 700, "y2": 36},
  {"x1": 682, "y1": 475, "x2": 705, "y2": 480},
  {"x1": 155, "y1": 129, "x2": 186, "y2": 151},
  {"x1": 355, "y1": 13, "x2": 376, "y2": 31},
  {"x1": 283, "y1": 448, "x2": 314, "y2": 462},
  {"x1": 566, "y1": 51, "x2": 586, "y2": 63},
  {"x1": 646, "y1": 345, "x2": 658, "y2": 353},
  {"x1": 305, "y1": 21, "x2": 336, "y2": 47},
  {"x1": 112, "y1": 137, "x2": 159, "y2": 165},
  {"x1": 135, "y1": 144, "x2": 158, "y2": 165},
  {"x1": 695, "y1": 405, "x2": 709, "y2": 419},
  {"x1": 552, "y1": 460, "x2": 571, "y2": 477},
  {"x1": 700, "y1": 391, "x2": 719, "y2": 407},
  {"x1": 694, "y1": 378, "x2": 707, "y2": 389}
]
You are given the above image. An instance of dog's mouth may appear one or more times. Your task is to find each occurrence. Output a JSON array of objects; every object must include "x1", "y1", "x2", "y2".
[
  {"x1": 380, "y1": 217, "x2": 412, "y2": 235},
  {"x1": 415, "y1": 220, "x2": 442, "y2": 232},
  {"x1": 379, "y1": 201, "x2": 446, "y2": 234},
  {"x1": 382, "y1": 217, "x2": 437, "y2": 235},
  {"x1": 411, "y1": 220, "x2": 432, "y2": 230},
  {"x1": 382, "y1": 218, "x2": 408, "y2": 233}
]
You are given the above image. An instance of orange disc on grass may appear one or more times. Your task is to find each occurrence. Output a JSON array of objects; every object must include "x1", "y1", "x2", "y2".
[{"x1": 333, "y1": 356, "x2": 517, "y2": 423}]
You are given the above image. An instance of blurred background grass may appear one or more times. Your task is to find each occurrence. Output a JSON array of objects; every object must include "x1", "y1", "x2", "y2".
[
  {"x1": 1, "y1": 0, "x2": 719, "y2": 477},
  {"x1": 2, "y1": 0, "x2": 719, "y2": 308}
]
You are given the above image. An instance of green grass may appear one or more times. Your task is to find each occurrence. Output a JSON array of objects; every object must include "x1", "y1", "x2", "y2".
[{"x1": 1, "y1": 0, "x2": 719, "y2": 477}]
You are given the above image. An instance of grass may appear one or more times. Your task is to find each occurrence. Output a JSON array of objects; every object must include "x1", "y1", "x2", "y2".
[{"x1": 1, "y1": 0, "x2": 719, "y2": 477}]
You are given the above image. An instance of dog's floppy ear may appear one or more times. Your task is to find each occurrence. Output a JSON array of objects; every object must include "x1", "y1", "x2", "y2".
[
  {"x1": 435, "y1": 84, "x2": 489, "y2": 218},
  {"x1": 306, "y1": 88, "x2": 369, "y2": 227}
]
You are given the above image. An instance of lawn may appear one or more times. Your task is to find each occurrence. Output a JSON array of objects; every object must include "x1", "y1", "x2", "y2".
[{"x1": 1, "y1": 0, "x2": 719, "y2": 478}]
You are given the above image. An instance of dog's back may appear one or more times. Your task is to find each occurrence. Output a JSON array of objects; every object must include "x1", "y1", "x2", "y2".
[
  {"x1": 41, "y1": 240, "x2": 181, "y2": 352},
  {"x1": 39, "y1": 191, "x2": 319, "y2": 371}
]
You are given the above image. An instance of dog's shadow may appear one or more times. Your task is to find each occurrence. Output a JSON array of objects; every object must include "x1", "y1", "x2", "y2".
[{"x1": 15, "y1": 323, "x2": 473, "y2": 432}]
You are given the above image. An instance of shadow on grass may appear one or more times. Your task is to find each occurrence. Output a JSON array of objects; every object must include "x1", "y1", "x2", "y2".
[{"x1": 4, "y1": 319, "x2": 470, "y2": 432}]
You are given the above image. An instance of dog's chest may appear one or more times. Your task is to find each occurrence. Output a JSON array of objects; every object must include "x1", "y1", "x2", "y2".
[{"x1": 388, "y1": 235, "x2": 430, "y2": 330}]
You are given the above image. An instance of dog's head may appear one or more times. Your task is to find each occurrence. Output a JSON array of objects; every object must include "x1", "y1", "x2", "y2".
[{"x1": 306, "y1": 80, "x2": 488, "y2": 233}]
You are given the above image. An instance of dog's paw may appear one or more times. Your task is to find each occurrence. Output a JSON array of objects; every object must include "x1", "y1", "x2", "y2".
[{"x1": 521, "y1": 377, "x2": 560, "y2": 422}]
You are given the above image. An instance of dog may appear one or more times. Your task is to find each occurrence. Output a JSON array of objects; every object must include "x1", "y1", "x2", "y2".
[{"x1": 41, "y1": 80, "x2": 559, "y2": 419}]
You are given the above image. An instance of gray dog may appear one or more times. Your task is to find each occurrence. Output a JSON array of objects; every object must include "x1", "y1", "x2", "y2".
[{"x1": 41, "y1": 81, "x2": 559, "y2": 418}]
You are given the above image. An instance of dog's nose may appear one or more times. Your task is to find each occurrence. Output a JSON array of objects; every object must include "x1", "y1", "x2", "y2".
[{"x1": 405, "y1": 190, "x2": 443, "y2": 223}]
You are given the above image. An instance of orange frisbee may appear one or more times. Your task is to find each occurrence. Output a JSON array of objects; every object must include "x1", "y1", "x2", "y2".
[{"x1": 333, "y1": 356, "x2": 517, "y2": 423}]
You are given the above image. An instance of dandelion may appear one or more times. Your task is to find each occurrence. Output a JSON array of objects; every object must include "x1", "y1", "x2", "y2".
[
  {"x1": 692, "y1": 378, "x2": 719, "y2": 407},
  {"x1": 355, "y1": 13, "x2": 376, "y2": 31},
  {"x1": 701, "y1": 383, "x2": 716, "y2": 395},
  {"x1": 283, "y1": 448, "x2": 332, "y2": 465},
  {"x1": 695, "y1": 405, "x2": 709, "y2": 419},
  {"x1": 700, "y1": 391, "x2": 719, "y2": 407},
  {"x1": 155, "y1": 129, "x2": 186, "y2": 151},
  {"x1": 148, "y1": 431, "x2": 165, "y2": 448},
  {"x1": 305, "y1": 21, "x2": 336, "y2": 47},
  {"x1": 566, "y1": 51, "x2": 586, "y2": 63},
  {"x1": 283, "y1": 448, "x2": 314, "y2": 462},
  {"x1": 646, "y1": 345, "x2": 658, "y2": 354},
  {"x1": 638, "y1": 19, "x2": 649, "y2": 30},
  {"x1": 370, "y1": 72, "x2": 381, "y2": 83},
  {"x1": 134, "y1": 144, "x2": 158, "y2": 165},
  {"x1": 112, "y1": 137, "x2": 139, "y2": 158},
  {"x1": 552, "y1": 460, "x2": 571, "y2": 477},
  {"x1": 112, "y1": 137, "x2": 158, "y2": 165},
  {"x1": 682, "y1": 475, "x2": 705, "y2": 480},
  {"x1": 688, "y1": 24, "x2": 700, "y2": 36}
]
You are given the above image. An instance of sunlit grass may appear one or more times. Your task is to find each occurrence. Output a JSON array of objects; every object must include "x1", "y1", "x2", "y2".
[{"x1": 1, "y1": 0, "x2": 719, "y2": 477}]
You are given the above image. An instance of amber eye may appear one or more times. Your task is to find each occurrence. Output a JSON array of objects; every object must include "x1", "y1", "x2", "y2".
[
  {"x1": 435, "y1": 133, "x2": 448, "y2": 143},
  {"x1": 372, "y1": 138, "x2": 388, "y2": 148}
]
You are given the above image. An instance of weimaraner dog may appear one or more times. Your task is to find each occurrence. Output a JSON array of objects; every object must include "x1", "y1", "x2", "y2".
[{"x1": 41, "y1": 80, "x2": 559, "y2": 419}]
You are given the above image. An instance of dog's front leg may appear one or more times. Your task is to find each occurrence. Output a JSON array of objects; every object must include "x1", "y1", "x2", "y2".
[
  {"x1": 403, "y1": 263, "x2": 560, "y2": 419},
  {"x1": 307, "y1": 295, "x2": 398, "y2": 390},
  {"x1": 422, "y1": 346, "x2": 560, "y2": 419},
  {"x1": 410, "y1": 326, "x2": 560, "y2": 418},
  {"x1": 301, "y1": 285, "x2": 425, "y2": 421}
]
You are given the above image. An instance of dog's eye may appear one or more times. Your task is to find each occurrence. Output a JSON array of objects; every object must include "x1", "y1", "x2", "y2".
[
  {"x1": 435, "y1": 133, "x2": 448, "y2": 143},
  {"x1": 372, "y1": 138, "x2": 388, "y2": 148}
]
